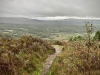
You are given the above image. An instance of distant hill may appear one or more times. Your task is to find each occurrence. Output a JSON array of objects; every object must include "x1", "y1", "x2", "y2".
[
  {"x1": 0, "y1": 17, "x2": 40, "y2": 24},
  {"x1": 0, "y1": 17, "x2": 100, "y2": 25},
  {"x1": 0, "y1": 17, "x2": 100, "y2": 38}
]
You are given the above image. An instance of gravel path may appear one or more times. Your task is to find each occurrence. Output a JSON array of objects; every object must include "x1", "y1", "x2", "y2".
[{"x1": 41, "y1": 45, "x2": 63, "y2": 75}]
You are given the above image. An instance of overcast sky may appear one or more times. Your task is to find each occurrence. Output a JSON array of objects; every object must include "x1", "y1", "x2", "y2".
[{"x1": 0, "y1": 0, "x2": 100, "y2": 19}]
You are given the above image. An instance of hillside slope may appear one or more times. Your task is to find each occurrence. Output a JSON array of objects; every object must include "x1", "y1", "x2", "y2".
[{"x1": 0, "y1": 36, "x2": 55, "y2": 75}]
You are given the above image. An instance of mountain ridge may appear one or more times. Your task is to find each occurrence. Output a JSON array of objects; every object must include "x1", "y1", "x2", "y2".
[{"x1": 0, "y1": 17, "x2": 100, "y2": 25}]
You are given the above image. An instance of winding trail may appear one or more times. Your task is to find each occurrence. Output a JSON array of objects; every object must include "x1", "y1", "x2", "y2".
[{"x1": 41, "y1": 45, "x2": 63, "y2": 75}]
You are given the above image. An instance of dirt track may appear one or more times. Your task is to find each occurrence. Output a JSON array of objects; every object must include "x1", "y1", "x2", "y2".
[{"x1": 41, "y1": 45, "x2": 63, "y2": 75}]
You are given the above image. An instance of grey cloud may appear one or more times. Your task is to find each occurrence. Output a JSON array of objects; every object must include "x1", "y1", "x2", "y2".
[{"x1": 0, "y1": 0, "x2": 100, "y2": 18}]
